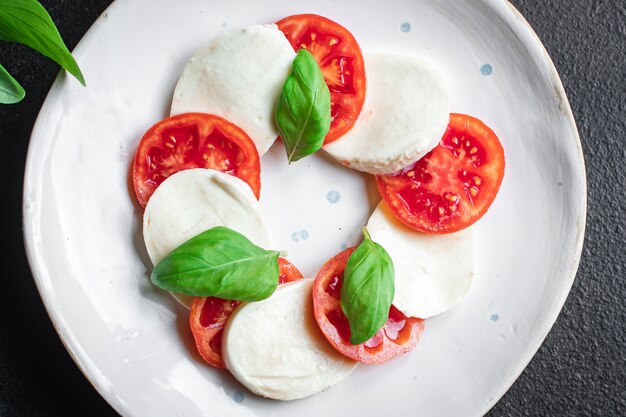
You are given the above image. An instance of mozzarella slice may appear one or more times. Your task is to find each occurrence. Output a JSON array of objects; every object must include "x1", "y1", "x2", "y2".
[
  {"x1": 143, "y1": 169, "x2": 271, "y2": 307},
  {"x1": 366, "y1": 202, "x2": 474, "y2": 318},
  {"x1": 171, "y1": 24, "x2": 296, "y2": 156},
  {"x1": 323, "y1": 53, "x2": 449, "y2": 175},
  {"x1": 223, "y1": 279, "x2": 357, "y2": 401}
]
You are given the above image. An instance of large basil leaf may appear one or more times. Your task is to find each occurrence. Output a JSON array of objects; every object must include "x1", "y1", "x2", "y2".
[
  {"x1": 341, "y1": 228, "x2": 395, "y2": 344},
  {"x1": 0, "y1": 64, "x2": 25, "y2": 103},
  {"x1": 151, "y1": 227, "x2": 281, "y2": 301},
  {"x1": 275, "y1": 48, "x2": 330, "y2": 163},
  {"x1": 0, "y1": 0, "x2": 85, "y2": 85}
]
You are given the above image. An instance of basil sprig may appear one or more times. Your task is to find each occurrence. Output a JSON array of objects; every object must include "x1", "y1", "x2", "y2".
[
  {"x1": 275, "y1": 48, "x2": 331, "y2": 163},
  {"x1": 0, "y1": 0, "x2": 85, "y2": 104},
  {"x1": 151, "y1": 227, "x2": 281, "y2": 301},
  {"x1": 341, "y1": 228, "x2": 395, "y2": 345},
  {"x1": 0, "y1": 64, "x2": 25, "y2": 103}
]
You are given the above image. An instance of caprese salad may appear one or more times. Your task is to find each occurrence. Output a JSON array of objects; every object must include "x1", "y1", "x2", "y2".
[{"x1": 130, "y1": 13, "x2": 505, "y2": 401}]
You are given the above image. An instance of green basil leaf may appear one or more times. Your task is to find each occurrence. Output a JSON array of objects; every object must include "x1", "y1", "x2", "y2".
[
  {"x1": 275, "y1": 48, "x2": 330, "y2": 163},
  {"x1": 151, "y1": 227, "x2": 281, "y2": 301},
  {"x1": 0, "y1": 0, "x2": 85, "y2": 85},
  {"x1": 341, "y1": 227, "x2": 395, "y2": 345},
  {"x1": 0, "y1": 63, "x2": 25, "y2": 104}
]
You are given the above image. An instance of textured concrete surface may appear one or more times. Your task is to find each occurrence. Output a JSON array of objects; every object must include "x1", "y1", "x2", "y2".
[{"x1": 0, "y1": 0, "x2": 624, "y2": 416}]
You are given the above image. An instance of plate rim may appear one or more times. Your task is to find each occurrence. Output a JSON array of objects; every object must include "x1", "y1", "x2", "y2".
[
  {"x1": 21, "y1": 1, "x2": 587, "y2": 416},
  {"x1": 476, "y1": 1, "x2": 587, "y2": 415}
]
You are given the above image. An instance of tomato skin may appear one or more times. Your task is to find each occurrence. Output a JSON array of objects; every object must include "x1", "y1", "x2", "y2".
[
  {"x1": 276, "y1": 14, "x2": 366, "y2": 144},
  {"x1": 132, "y1": 113, "x2": 261, "y2": 208},
  {"x1": 312, "y1": 249, "x2": 425, "y2": 364},
  {"x1": 376, "y1": 113, "x2": 505, "y2": 234},
  {"x1": 189, "y1": 258, "x2": 303, "y2": 369}
]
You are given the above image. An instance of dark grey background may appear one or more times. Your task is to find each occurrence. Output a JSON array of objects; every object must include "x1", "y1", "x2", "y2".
[{"x1": 0, "y1": 0, "x2": 624, "y2": 416}]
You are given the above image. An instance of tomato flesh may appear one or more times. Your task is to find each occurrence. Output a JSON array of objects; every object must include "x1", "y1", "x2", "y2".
[
  {"x1": 189, "y1": 258, "x2": 303, "y2": 369},
  {"x1": 278, "y1": 257, "x2": 304, "y2": 284},
  {"x1": 377, "y1": 113, "x2": 505, "y2": 233},
  {"x1": 313, "y1": 249, "x2": 424, "y2": 364},
  {"x1": 199, "y1": 297, "x2": 240, "y2": 328},
  {"x1": 294, "y1": 27, "x2": 356, "y2": 95},
  {"x1": 133, "y1": 113, "x2": 261, "y2": 207},
  {"x1": 277, "y1": 14, "x2": 366, "y2": 144}
]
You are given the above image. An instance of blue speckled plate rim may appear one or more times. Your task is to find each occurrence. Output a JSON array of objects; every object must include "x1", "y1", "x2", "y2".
[{"x1": 477, "y1": 1, "x2": 586, "y2": 415}]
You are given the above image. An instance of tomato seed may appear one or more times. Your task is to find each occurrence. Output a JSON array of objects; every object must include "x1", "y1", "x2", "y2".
[{"x1": 445, "y1": 193, "x2": 459, "y2": 203}]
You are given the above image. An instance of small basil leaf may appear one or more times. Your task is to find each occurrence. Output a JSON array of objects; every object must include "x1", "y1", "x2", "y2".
[
  {"x1": 341, "y1": 227, "x2": 395, "y2": 345},
  {"x1": 151, "y1": 227, "x2": 281, "y2": 301},
  {"x1": 275, "y1": 48, "x2": 330, "y2": 163},
  {"x1": 0, "y1": 64, "x2": 25, "y2": 104},
  {"x1": 0, "y1": 0, "x2": 85, "y2": 85}
]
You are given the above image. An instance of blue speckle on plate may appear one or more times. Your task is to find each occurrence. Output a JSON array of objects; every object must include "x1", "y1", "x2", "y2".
[
  {"x1": 490, "y1": 313, "x2": 499, "y2": 322},
  {"x1": 291, "y1": 230, "x2": 309, "y2": 242},
  {"x1": 233, "y1": 391, "x2": 244, "y2": 403},
  {"x1": 400, "y1": 22, "x2": 411, "y2": 33},
  {"x1": 481, "y1": 64, "x2": 493, "y2": 76},
  {"x1": 327, "y1": 190, "x2": 341, "y2": 204},
  {"x1": 340, "y1": 243, "x2": 348, "y2": 250}
]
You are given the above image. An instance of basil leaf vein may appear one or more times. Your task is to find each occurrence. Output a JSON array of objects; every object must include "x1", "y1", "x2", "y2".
[
  {"x1": 0, "y1": 0, "x2": 85, "y2": 85},
  {"x1": 341, "y1": 228, "x2": 395, "y2": 345},
  {"x1": 275, "y1": 48, "x2": 330, "y2": 163},
  {"x1": 0, "y1": 64, "x2": 25, "y2": 104},
  {"x1": 151, "y1": 227, "x2": 281, "y2": 301}
]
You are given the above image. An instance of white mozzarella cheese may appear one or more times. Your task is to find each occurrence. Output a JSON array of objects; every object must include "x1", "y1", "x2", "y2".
[
  {"x1": 143, "y1": 169, "x2": 271, "y2": 306},
  {"x1": 366, "y1": 202, "x2": 474, "y2": 319},
  {"x1": 143, "y1": 168, "x2": 270, "y2": 264},
  {"x1": 170, "y1": 24, "x2": 296, "y2": 156},
  {"x1": 323, "y1": 53, "x2": 449, "y2": 175},
  {"x1": 223, "y1": 279, "x2": 357, "y2": 401}
]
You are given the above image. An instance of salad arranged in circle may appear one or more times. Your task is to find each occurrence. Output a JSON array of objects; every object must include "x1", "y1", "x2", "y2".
[{"x1": 130, "y1": 13, "x2": 505, "y2": 401}]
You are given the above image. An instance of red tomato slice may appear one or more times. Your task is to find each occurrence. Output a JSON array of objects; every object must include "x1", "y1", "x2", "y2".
[
  {"x1": 312, "y1": 249, "x2": 424, "y2": 364},
  {"x1": 277, "y1": 14, "x2": 366, "y2": 145},
  {"x1": 189, "y1": 296, "x2": 240, "y2": 369},
  {"x1": 376, "y1": 113, "x2": 505, "y2": 234},
  {"x1": 278, "y1": 257, "x2": 304, "y2": 284},
  {"x1": 189, "y1": 258, "x2": 302, "y2": 369},
  {"x1": 132, "y1": 113, "x2": 261, "y2": 208}
]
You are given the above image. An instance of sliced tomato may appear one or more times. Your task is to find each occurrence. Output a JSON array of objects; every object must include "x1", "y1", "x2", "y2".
[
  {"x1": 376, "y1": 113, "x2": 505, "y2": 234},
  {"x1": 132, "y1": 113, "x2": 261, "y2": 207},
  {"x1": 278, "y1": 257, "x2": 304, "y2": 284},
  {"x1": 312, "y1": 249, "x2": 424, "y2": 364},
  {"x1": 189, "y1": 296, "x2": 240, "y2": 368},
  {"x1": 277, "y1": 14, "x2": 366, "y2": 145},
  {"x1": 190, "y1": 258, "x2": 302, "y2": 368}
]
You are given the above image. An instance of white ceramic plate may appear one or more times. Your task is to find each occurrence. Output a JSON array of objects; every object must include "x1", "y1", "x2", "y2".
[{"x1": 23, "y1": 0, "x2": 586, "y2": 416}]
